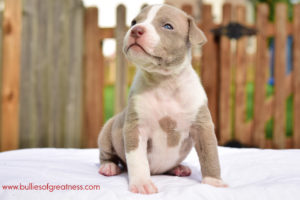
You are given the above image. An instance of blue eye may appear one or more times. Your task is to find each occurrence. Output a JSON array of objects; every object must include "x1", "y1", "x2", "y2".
[{"x1": 163, "y1": 23, "x2": 173, "y2": 30}]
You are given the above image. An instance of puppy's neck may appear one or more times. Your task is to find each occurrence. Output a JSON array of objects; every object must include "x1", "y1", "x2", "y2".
[
  {"x1": 139, "y1": 51, "x2": 192, "y2": 85},
  {"x1": 139, "y1": 63, "x2": 193, "y2": 87}
]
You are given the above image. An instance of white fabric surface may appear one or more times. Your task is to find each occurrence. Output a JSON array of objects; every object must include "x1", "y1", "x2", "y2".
[{"x1": 0, "y1": 147, "x2": 300, "y2": 200}]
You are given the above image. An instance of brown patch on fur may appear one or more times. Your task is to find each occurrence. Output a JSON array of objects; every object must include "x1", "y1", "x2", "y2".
[
  {"x1": 159, "y1": 116, "x2": 176, "y2": 132},
  {"x1": 147, "y1": 138, "x2": 153, "y2": 153},
  {"x1": 123, "y1": 100, "x2": 140, "y2": 153},
  {"x1": 167, "y1": 131, "x2": 180, "y2": 147},
  {"x1": 190, "y1": 105, "x2": 221, "y2": 179},
  {"x1": 159, "y1": 116, "x2": 180, "y2": 147}
]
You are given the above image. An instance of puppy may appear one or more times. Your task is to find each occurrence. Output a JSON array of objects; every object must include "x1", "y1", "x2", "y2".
[{"x1": 98, "y1": 4, "x2": 227, "y2": 194}]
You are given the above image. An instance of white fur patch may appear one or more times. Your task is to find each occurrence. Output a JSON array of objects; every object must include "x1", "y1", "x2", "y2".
[
  {"x1": 139, "y1": 5, "x2": 162, "y2": 55},
  {"x1": 125, "y1": 135, "x2": 151, "y2": 184},
  {"x1": 144, "y1": 5, "x2": 162, "y2": 24}
]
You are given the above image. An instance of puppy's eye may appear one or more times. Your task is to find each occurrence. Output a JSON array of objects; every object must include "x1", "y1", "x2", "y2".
[
  {"x1": 131, "y1": 20, "x2": 137, "y2": 26},
  {"x1": 163, "y1": 23, "x2": 173, "y2": 30}
]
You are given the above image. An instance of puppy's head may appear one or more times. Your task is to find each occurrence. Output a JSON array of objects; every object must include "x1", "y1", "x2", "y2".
[{"x1": 123, "y1": 4, "x2": 207, "y2": 75}]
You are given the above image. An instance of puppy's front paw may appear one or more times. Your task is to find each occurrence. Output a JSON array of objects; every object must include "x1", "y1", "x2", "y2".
[
  {"x1": 202, "y1": 177, "x2": 228, "y2": 187},
  {"x1": 129, "y1": 179, "x2": 158, "y2": 194},
  {"x1": 98, "y1": 162, "x2": 121, "y2": 176}
]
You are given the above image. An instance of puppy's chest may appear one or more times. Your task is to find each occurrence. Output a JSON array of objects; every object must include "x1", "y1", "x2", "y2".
[
  {"x1": 135, "y1": 86, "x2": 199, "y2": 132},
  {"x1": 135, "y1": 86, "x2": 198, "y2": 173}
]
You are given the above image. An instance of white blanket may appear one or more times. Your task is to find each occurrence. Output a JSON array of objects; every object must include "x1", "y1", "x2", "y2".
[{"x1": 0, "y1": 147, "x2": 300, "y2": 200}]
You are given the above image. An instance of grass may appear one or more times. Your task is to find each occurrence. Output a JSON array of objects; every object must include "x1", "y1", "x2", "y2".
[
  {"x1": 104, "y1": 85, "x2": 115, "y2": 122},
  {"x1": 104, "y1": 83, "x2": 293, "y2": 137}
]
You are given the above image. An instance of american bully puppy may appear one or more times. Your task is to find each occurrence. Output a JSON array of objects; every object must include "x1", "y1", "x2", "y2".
[{"x1": 98, "y1": 4, "x2": 227, "y2": 194}]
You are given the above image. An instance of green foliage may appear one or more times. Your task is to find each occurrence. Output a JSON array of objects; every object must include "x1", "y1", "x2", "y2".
[{"x1": 252, "y1": 0, "x2": 294, "y2": 21}]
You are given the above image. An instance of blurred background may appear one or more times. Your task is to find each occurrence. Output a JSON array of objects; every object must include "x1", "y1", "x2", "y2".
[{"x1": 0, "y1": 0, "x2": 299, "y2": 151}]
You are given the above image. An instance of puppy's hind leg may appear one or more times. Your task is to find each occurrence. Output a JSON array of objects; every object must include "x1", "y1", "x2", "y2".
[{"x1": 98, "y1": 117, "x2": 122, "y2": 176}]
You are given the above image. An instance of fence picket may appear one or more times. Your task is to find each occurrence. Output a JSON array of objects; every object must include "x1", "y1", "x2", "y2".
[
  {"x1": 219, "y1": 3, "x2": 232, "y2": 145},
  {"x1": 201, "y1": 4, "x2": 219, "y2": 138},
  {"x1": 114, "y1": 5, "x2": 127, "y2": 114},
  {"x1": 234, "y1": 5, "x2": 250, "y2": 144},
  {"x1": 0, "y1": 1, "x2": 3, "y2": 147},
  {"x1": 253, "y1": 4, "x2": 269, "y2": 148},
  {"x1": 83, "y1": 7, "x2": 104, "y2": 148},
  {"x1": 50, "y1": 0, "x2": 68, "y2": 147},
  {"x1": 0, "y1": 0, "x2": 22, "y2": 151},
  {"x1": 64, "y1": 0, "x2": 84, "y2": 148},
  {"x1": 273, "y1": 3, "x2": 287, "y2": 148},
  {"x1": 293, "y1": 4, "x2": 300, "y2": 148}
]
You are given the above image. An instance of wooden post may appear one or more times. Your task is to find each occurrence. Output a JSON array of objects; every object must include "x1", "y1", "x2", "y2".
[
  {"x1": 219, "y1": 3, "x2": 232, "y2": 145},
  {"x1": 253, "y1": 4, "x2": 269, "y2": 148},
  {"x1": 182, "y1": 4, "x2": 193, "y2": 16},
  {"x1": 83, "y1": 7, "x2": 104, "y2": 148},
  {"x1": 0, "y1": 0, "x2": 22, "y2": 151},
  {"x1": 64, "y1": 0, "x2": 84, "y2": 148},
  {"x1": 201, "y1": 4, "x2": 219, "y2": 138},
  {"x1": 0, "y1": 1, "x2": 3, "y2": 149},
  {"x1": 273, "y1": 3, "x2": 287, "y2": 149},
  {"x1": 114, "y1": 5, "x2": 127, "y2": 114},
  {"x1": 293, "y1": 4, "x2": 300, "y2": 148},
  {"x1": 234, "y1": 5, "x2": 251, "y2": 144}
]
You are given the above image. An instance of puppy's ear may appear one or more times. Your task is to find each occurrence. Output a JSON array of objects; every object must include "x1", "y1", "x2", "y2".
[{"x1": 188, "y1": 16, "x2": 207, "y2": 46}]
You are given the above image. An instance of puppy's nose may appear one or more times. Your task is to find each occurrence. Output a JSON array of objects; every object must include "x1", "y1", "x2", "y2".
[{"x1": 130, "y1": 26, "x2": 144, "y2": 38}]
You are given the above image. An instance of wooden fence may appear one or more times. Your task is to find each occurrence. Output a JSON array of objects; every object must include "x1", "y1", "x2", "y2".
[
  {"x1": 200, "y1": 3, "x2": 300, "y2": 149},
  {"x1": 0, "y1": 0, "x2": 84, "y2": 151},
  {"x1": 0, "y1": 1, "x2": 299, "y2": 151}
]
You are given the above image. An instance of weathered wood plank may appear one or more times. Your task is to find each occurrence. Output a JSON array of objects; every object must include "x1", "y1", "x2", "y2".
[
  {"x1": 201, "y1": 4, "x2": 219, "y2": 138},
  {"x1": 0, "y1": 0, "x2": 22, "y2": 151},
  {"x1": 20, "y1": 0, "x2": 84, "y2": 148},
  {"x1": 47, "y1": 0, "x2": 70, "y2": 147},
  {"x1": 293, "y1": 4, "x2": 300, "y2": 148},
  {"x1": 56, "y1": 0, "x2": 71, "y2": 147},
  {"x1": 114, "y1": 5, "x2": 127, "y2": 114},
  {"x1": 19, "y1": 0, "x2": 38, "y2": 148},
  {"x1": 36, "y1": 0, "x2": 51, "y2": 147},
  {"x1": 219, "y1": 3, "x2": 232, "y2": 145},
  {"x1": 234, "y1": 5, "x2": 249, "y2": 144},
  {"x1": 64, "y1": 0, "x2": 84, "y2": 148},
  {"x1": 21, "y1": 0, "x2": 56, "y2": 147},
  {"x1": 0, "y1": 1, "x2": 4, "y2": 147},
  {"x1": 99, "y1": 27, "x2": 114, "y2": 39},
  {"x1": 264, "y1": 97, "x2": 274, "y2": 122},
  {"x1": 273, "y1": 3, "x2": 287, "y2": 149},
  {"x1": 253, "y1": 4, "x2": 269, "y2": 148},
  {"x1": 83, "y1": 7, "x2": 103, "y2": 148}
]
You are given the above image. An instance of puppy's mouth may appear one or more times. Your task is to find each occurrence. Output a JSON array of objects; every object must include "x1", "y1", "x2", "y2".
[{"x1": 126, "y1": 43, "x2": 162, "y2": 63}]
